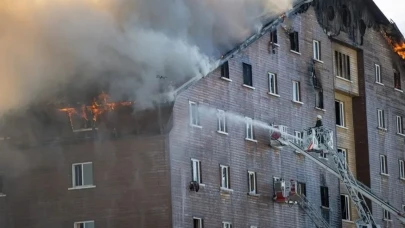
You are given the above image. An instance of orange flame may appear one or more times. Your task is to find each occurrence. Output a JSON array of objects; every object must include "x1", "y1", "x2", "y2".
[{"x1": 394, "y1": 42, "x2": 405, "y2": 60}]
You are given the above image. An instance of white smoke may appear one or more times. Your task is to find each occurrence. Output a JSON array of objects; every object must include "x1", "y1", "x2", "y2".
[{"x1": 0, "y1": 0, "x2": 293, "y2": 114}]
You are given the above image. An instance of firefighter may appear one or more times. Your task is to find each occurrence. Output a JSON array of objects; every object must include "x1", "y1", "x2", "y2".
[{"x1": 315, "y1": 115, "x2": 323, "y2": 128}]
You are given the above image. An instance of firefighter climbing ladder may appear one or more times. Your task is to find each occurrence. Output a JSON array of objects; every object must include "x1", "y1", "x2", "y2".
[{"x1": 271, "y1": 126, "x2": 405, "y2": 228}]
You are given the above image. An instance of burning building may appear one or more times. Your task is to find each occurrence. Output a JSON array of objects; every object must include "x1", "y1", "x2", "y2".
[{"x1": 1, "y1": 0, "x2": 405, "y2": 228}]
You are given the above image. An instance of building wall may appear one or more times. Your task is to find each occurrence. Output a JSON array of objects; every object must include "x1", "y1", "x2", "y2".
[
  {"x1": 170, "y1": 7, "x2": 341, "y2": 228},
  {"x1": 0, "y1": 135, "x2": 171, "y2": 228}
]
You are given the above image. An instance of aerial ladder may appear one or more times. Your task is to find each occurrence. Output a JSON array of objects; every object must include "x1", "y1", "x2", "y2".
[{"x1": 270, "y1": 125, "x2": 405, "y2": 228}]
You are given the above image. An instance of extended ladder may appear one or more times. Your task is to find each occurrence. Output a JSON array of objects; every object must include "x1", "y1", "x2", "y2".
[{"x1": 289, "y1": 192, "x2": 330, "y2": 228}]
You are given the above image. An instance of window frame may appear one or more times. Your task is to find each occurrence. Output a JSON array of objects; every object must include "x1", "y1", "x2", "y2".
[
  {"x1": 297, "y1": 182, "x2": 306, "y2": 196},
  {"x1": 334, "y1": 50, "x2": 351, "y2": 80},
  {"x1": 189, "y1": 101, "x2": 200, "y2": 127},
  {"x1": 320, "y1": 186, "x2": 329, "y2": 208},
  {"x1": 335, "y1": 100, "x2": 345, "y2": 127},
  {"x1": 383, "y1": 209, "x2": 392, "y2": 221},
  {"x1": 220, "y1": 165, "x2": 230, "y2": 189},
  {"x1": 292, "y1": 81, "x2": 301, "y2": 102},
  {"x1": 248, "y1": 171, "x2": 257, "y2": 194},
  {"x1": 313, "y1": 40, "x2": 321, "y2": 61},
  {"x1": 380, "y1": 155, "x2": 388, "y2": 175},
  {"x1": 341, "y1": 194, "x2": 351, "y2": 221},
  {"x1": 245, "y1": 117, "x2": 254, "y2": 140},
  {"x1": 72, "y1": 162, "x2": 94, "y2": 188},
  {"x1": 222, "y1": 222, "x2": 232, "y2": 228},
  {"x1": 193, "y1": 217, "x2": 203, "y2": 228},
  {"x1": 268, "y1": 73, "x2": 278, "y2": 95},
  {"x1": 221, "y1": 61, "x2": 230, "y2": 79},
  {"x1": 375, "y1": 64, "x2": 382, "y2": 84},
  {"x1": 337, "y1": 148, "x2": 348, "y2": 169},
  {"x1": 394, "y1": 69, "x2": 401, "y2": 90},
  {"x1": 316, "y1": 89, "x2": 324, "y2": 109},
  {"x1": 243, "y1": 63, "x2": 253, "y2": 87},
  {"x1": 74, "y1": 220, "x2": 95, "y2": 228},
  {"x1": 377, "y1": 109, "x2": 385, "y2": 129},
  {"x1": 191, "y1": 159, "x2": 202, "y2": 184},
  {"x1": 294, "y1": 131, "x2": 303, "y2": 146},
  {"x1": 289, "y1": 31, "x2": 300, "y2": 53},
  {"x1": 397, "y1": 115, "x2": 404, "y2": 134},
  {"x1": 270, "y1": 30, "x2": 278, "y2": 45},
  {"x1": 217, "y1": 109, "x2": 227, "y2": 134},
  {"x1": 399, "y1": 160, "x2": 405, "y2": 180}
]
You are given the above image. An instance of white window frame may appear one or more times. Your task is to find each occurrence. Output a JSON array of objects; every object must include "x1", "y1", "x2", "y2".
[
  {"x1": 397, "y1": 116, "x2": 404, "y2": 134},
  {"x1": 193, "y1": 217, "x2": 203, "y2": 228},
  {"x1": 375, "y1": 64, "x2": 382, "y2": 84},
  {"x1": 191, "y1": 159, "x2": 202, "y2": 184},
  {"x1": 377, "y1": 109, "x2": 385, "y2": 129},
  {"x1": 380, "y1": 155, "x2": 388, "y2": 175},
  {"x1": 400, "y1": 160, "x2": 405, "y2": 180},
  {"x1": 74, "y1": 220, "x2": 94, "y2": 228},
  {"x1": 220, "y1": 165, "x2": 230, "y2": 189},
  {"x1": 268, "y1": 73, "x2": 278, "y2": 95},
  {"x1": 383, "y1": 209, "x2": 392, "y2": 221},
  {"x1": 189, "y1": 101, "x2": 200, "y2": 127},
  {"x1": 248, "y1": 171, "x2": 257, "y2": 194},
  {"x1": 245, "y1": 117, "x2": 254, "y2": 140},
  {"x1": 217, "y1": 110, "x2": 227, "y2": 134},
  {"x1": 313, "y1": 40, "x2": 320, "y2": 61},
  {"x1": 337, "y1": 148, "x2": 347, "y2": 169},
  {"x1": 341, "y1": 194, "x2": 351, "y2": 221},
  {"x1": 319, "y1": 151, "x2": 328, "y2": 160},
  {"x1": 292, "y1": 81, "x2": 301, "y2": 102},
  {"x1": 222, "y1": 222, "x2": 232, "y2": 228},
  {"x1": 294, "y1": 131, "x2": 303, "y2": 146},
  {"x1": 336, "y1": 100, "x2": 345, "y2": 127},
  {"x1": 71, "y1": 162, "x2": 94, "y2": 188},
  {"x1": 334, "y1": 50, "x2": 351, "y2": 80}
]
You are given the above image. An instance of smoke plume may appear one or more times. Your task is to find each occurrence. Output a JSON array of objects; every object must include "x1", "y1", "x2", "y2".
[{"x1": 0, "y1": 0, "x2": 293, "y2": 114}]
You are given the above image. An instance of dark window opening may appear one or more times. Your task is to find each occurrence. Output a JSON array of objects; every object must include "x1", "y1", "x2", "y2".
[
  {"x1": 221, "y1": 61, "x2": 229, "y2": 79},
  {"x1": 320, "y1": 186, "x2": 329, "y2": 208},
  {"x1": 327, "y1": 6, "x2": 335, "y2": 21},
  {"x1": 335, "y1": 51, "x2": 351, "y2": 80},
  {"x1": 394, "y1": 70, "x2": 401, "y2": 90},
  {"x1": 342, "y1": 5, "x2": 351, "y2": 27},
  {"x1": 289, "y1": 32, "x2": 299, "y2": 52},
  {"x1": 270, "y1": 30, "x2": 278, "y2": 44},
  {"x1": 341, "y1": 195, "x2": 350, "y2": 220},
  {"x1": 243, "y1": 63, "x2": 253, "y2": 87},
  {"x1": 297, "y1": 182, "x2": 306, "y2": 196},
  {"x1": 316, "y1": 90, "x2": 324, "y2": 109}
]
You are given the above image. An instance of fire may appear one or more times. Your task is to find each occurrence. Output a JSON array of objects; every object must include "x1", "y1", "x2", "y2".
[
  {"x1": 59, "y1": 92, "x2": 134, "y2": 129},
  {"x1": 394, "y1": 42, "x2": 405, "y2": 60}
]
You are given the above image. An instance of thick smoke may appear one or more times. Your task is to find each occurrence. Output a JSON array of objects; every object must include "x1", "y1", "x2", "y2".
[{"x1": 0, "y1": 0, "x2": 293, "y2": 114}]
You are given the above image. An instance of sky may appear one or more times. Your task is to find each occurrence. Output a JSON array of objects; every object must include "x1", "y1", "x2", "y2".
[{"x1": 374, "y1": 0, "x2": 405, "y2": 34}]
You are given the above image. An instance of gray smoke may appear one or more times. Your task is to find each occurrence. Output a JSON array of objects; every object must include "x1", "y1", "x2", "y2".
[{"x1": 0, "y1": 0, "x2": 293, "y2": 113}]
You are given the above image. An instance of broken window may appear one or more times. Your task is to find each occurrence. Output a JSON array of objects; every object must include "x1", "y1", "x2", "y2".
[
  {"x1": 341, "y1": 194, "x2": 351, "y2": 221},
  {"x1": 72, "y1": 162, "x2": 94, "y2": 188},
  {"x1": 316, "y1": 89, "x2": 324, "y2": 109},
  {"x1": 189, "y1": 101, "x2": 200, "y2": 127},
  {"x1": 394, "y1": 70, "x2": 401, "y2": 90},
  {"x1": 335, "y1": 100, "x2": 345, "y2": 127},
  {"x1": 221, "y1": 61, "x2": 229, "y2": 79},
  {"x1": 375, "y1": 64, "x2": 382, "y2": 84},
  {"x1": 243, "y1": 63, "x2": 253, "y2": 87},
  {"x1": 292, "y1": 81, "x2": 301, "y2": 102},
  {"x1": 334, "y1": 51, "x2": 351, "y2": 80},
  {"x1": 220, "y1": 165, "x2": 230, "y2": 189},
  {"x1": 193, "y1": 218, "x2": 203, "y2": 228},
  {"x1": 320, "y1": 186, "x2": 329, "y2": 208},
  {"x1": 191, "y1": 159, "x2": 202, "y2": 183},
  {"x1": 268, "y1": 73, "x2": 278, "y2": 95},
  {"x1": 313, "y1": 40, "x2": 321, "y2": 61},
  {"x1": 289, "y1": 31, "x2": 299, "y2": 52},
  {"x1": 377, "y1": 109, "x2": 385, "y2": 129},
  {"x1": 248, "y1": 171, "x2": 257, "y2": 194},
  {"x1": 217, "y1": 110, "x2": 227, "y2": 133}
]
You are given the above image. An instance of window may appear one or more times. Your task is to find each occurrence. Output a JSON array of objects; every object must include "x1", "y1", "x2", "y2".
[
  {"x1": 220, "y1": 165, "x2": 230, "y2": 189},
  {"x1": 243, "y1": 63, "x2": 253, "y2": 87},
  {"x1": 270, "y1": 30, "x2": 278, "y2": 44},
  {"x1": 399, "y1": 160, "x2": 405, "y2": 180},
  {"x1": 189, "y1": 101, "x2": 200, "y2": 127},
  {"x1": 191, "y1": 159, "x2": 202, "y2": 183},
  {"x1": 338, "y1": 148, "x2": 347, "y2": 169},
  {"x1": 294, "y1": 131, "x2": 303, "y2": 146},
  {"x1": 377, "y1": 109, "x2": 385, "y2": 129},
  {"x1": 222, "y1": 222, "x2": 232, "y2": 228},
  {"x1": 313, "y1": 40, "x2": 321, "y2": 60},
  {"x1": 74, "y1": 221, "x2": 94, "y2": 228},
  {"x1": 319, "y1": 151, "x2": 328, "y2": 159},
  {"x1": 397, "y1": 116, "x2": 404, "y2": 134},
  {"x1": 375, "y1": 64, "x2": 382, "y2": 84},
  {"x1": 221, "y1": 61, "x2": 229, "y2": 79},
  {"x1": 383, "y1": 209, "x2": 391, "y2": 221},
  {"x1": 245, "y1": 117, "x2": 254, "y2": 140},
  {"x1": 335, "y1": 100, "x2": 345, "y2": 127},
  {"x1": 72, "y1": 162, "x2": 94, "y2": 188},
  {"x1": 380, "y1": 155, "x2": 388, "y2": 175},
  {"x1": 289, "y1": 31, "x2": 299, "y2": 52},
  {"x1": 268, "y1": 73, "x2": 278, "y2": 95},
  {"x1": 402, "y1": 205, "x2": 405, "y2": 212},
  {"x1": 217, "y1": 110, "x2": 227, "y2": 133},
  {"x1": 193, "y1": 218, "x2": 203, "y2": 228},
  {"x1": 316, "y1": 89, "x2": 324, "y2": 109},
  {"x1": 394, "y1": 70, "x2": 401, "y2": 90},
  {"x1": 341, "y1": 194, "x2": 351, "y2": 221},
  {"x1": 334, "y1": 51, "x2": 351, "y2": 80},
  {"x1": 248, "y1": 171, "x2": 257, "y2": 194},
  {"x1": 297, "y1": 182, "x2": 306, "y2": 196},
  {"x1": 320, "y1": 186, "x2": 329, "y2": 208},
  {"x1": 292, "y1": 81, "x2": 301, "y2": 102}
]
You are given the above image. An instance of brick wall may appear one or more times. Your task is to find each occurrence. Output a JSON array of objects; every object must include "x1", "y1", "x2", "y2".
[
  {"x1": 0, "y1": 135, "x2": 172, "y2": 228},
  {"x1": 170, "y1": 7, "x2": 341, "y2": 228}
]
